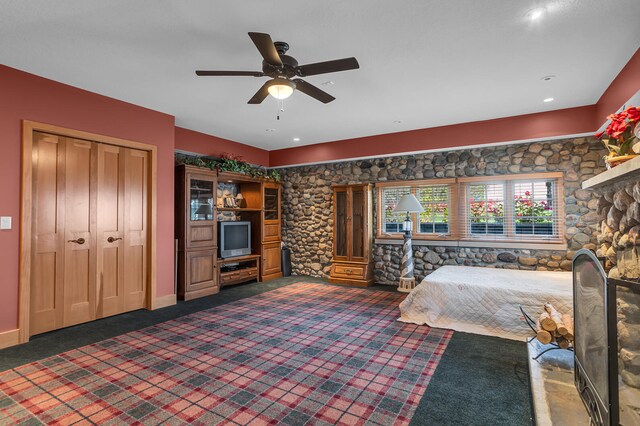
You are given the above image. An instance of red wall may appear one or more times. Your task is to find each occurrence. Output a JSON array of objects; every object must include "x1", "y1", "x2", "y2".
[
  {"x1": 0, "y1": 65, "x2": 176, "y2": 333},
  {"x1": 269, "y1": 105, "x2": 597, "y2": 166},
  {"x1": 175, "y1": 127, "x2": 269, "y2": 166},
  {"x1": 269, "y1": 48, "x2": 640, "y2": 167},
  {"x1": 596, "y1": 47, "x2": 640, "y2": 122}
]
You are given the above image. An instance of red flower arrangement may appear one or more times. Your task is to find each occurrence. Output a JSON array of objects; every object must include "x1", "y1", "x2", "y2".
[{"x1": 595, "y1": 106, "x2": 640, "y2": 164}]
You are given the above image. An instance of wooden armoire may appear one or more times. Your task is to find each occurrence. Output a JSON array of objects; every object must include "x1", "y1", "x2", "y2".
[
  {"x1": 29, "y1": 131, "x2": 150, "y2": 336},
  {"x1": 329, "y1": 184, "x2": 374, "y2": 286},
  {"x1": 175, "y1": 165, "x2": 219, "y2": 300}
]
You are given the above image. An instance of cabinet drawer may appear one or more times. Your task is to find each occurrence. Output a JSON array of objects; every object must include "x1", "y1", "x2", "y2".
[
  {"x1": 332, "y1": 264, "x2": 365, "y2": 278},
  {"x1": 220, "y1": 267, "x2": 259, "y2": 285}
]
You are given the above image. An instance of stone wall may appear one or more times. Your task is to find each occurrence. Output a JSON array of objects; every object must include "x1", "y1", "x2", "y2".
[
  {"x1": 280, "y1": 137, "x2": 608, "y2": 284},
  {"x1": 594, "y1": 182, "x2": 640, "y2": 279},
  {"x1": 591, "y1": 181, "x2": 640, "y2": 393}
]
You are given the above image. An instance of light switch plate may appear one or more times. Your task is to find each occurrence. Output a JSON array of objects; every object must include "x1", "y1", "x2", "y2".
[{"x1": 0, "y1": 216, "x2": 12, "y2": 230}]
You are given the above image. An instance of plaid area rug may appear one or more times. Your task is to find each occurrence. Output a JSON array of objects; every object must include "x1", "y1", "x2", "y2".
[{"x1": 0, "y1": 283, "x2": 452, "y2": 425}]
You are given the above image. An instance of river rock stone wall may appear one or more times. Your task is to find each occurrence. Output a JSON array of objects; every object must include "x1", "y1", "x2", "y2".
[
  {"x1": 591, "y1": 182, "x2": 640, "y2": 394},
  {"x1": 280, "y1": 137, "x2": 607, "y2": 284}
]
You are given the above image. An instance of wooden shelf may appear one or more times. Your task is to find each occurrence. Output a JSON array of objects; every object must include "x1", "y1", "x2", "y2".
[
  {"x1": 217, "y1": 207, "x2": 262, "y2": 212},
  {"x1": 218, "y1": 254, "x2": 261, "y2": 264},
  {"x1": 218, "y1": 254, "x2": 261, "y2": 287}
]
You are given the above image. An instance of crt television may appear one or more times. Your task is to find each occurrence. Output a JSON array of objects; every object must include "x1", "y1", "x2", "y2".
[{"x1": 219, "y1": 221, "x2": 251, "y2": 258}]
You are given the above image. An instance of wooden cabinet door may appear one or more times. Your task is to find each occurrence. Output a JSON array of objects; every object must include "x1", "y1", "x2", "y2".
[
  {"x1": 186, "y1": 172, "x2": 216, "y2": 249},
  {"x1": 262, "y1": 182, "x2": 281, "y2": 242},
  {"x1": 185, "y1": 250, "x2": 217, "y2": 295},
  {"x1": 30, "y1": 133, "x2": 66, "y2": 335},
  {"x1": 333, "y1": 187, "x2": 349, "y2": 261},
  {"x1": 63, "y1": 138, "x2": 98, "y2": 328},
  {"x1": 350, "y1": 186, "x2": 367, "y2": 262},
  {"x1": 261, "y1": 242, "x2": 282, "y2": 277}
]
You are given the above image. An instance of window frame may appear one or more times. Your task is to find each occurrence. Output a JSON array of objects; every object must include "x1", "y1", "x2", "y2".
[
  {"x1": 376, "y1": 179, "x2": 458, "y2": 241},
  {"x1": 375, "y1": 173, "x2": 564, "y2": 244}
]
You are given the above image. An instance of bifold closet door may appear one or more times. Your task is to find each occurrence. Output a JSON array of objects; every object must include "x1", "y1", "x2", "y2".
[
  {"x1": 30, "y1": 133, "x2": 98, "y2": 334},
  {"x1": 63, "y1": 137, "x2": 98, "y2": 327},
  {"x1": 122, "y1": 148, "x2": 148, "y2": 312},
  {"x1": 31, "y1": 132, "x2": 148, "y2": 336},
  {"x1": 97, "y1": 144, "x2": 125, "y2": 318},
  {"x1": 97, "y1": 146, "x2": 148, "y2": 317},
  {"x1": 30, "y1": 133, "x2": 66, "y2": 335}
]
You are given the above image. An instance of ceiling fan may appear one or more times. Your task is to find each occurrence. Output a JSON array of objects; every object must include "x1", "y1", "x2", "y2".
[{"x1": 196, "y1": 32, "x2": 359, "y2": 104}]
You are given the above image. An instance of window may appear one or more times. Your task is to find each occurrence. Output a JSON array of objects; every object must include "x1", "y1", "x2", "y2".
[
  {"x1": 468, "y1": 183, "x2": 505, "y2": 235},
  {"x1": 417, "y1": 185, "x2": 450, "y2": 234},
  {"x1": 461, "y1": 175, "x2": 562, "y2": 242},
  {"x1": 381, "y1": 186, "x2": 411, "y2": 233},
  {"x1": 377, "y1": 179, "x2": 456, "y2": 238},
  {"x1": 376, "y1": 173, "x2": 563, "y2": 243},
  {"x1": 512, "y1": 181, "x2": 556, "y2": 236}
]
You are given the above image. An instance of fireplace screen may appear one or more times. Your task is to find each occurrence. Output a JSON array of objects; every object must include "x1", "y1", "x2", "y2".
[
  {"x1": 573, "y1": 248, "x2": 640, "y2": 425},
  {"x1": 573, "y1": 250, "x2": 611, "y2": 424}
]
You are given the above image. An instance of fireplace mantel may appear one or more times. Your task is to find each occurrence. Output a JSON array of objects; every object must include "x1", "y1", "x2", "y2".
[{"x1": 583, "y1": 155, "x2": 640, "y2": 190}]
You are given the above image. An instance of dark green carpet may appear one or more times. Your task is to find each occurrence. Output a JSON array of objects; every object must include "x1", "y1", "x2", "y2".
[
  {"x1": 411, "y1": 332, "x2": 532, "y2": 426},
  {"x1": 0, "y1": 277, "x2": 532, "y2": 424}
]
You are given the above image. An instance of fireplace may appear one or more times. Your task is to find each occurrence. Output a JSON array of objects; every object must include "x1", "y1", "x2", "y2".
[{"x1": 573, "y1": 248, "x2": 640, "y2": 425}]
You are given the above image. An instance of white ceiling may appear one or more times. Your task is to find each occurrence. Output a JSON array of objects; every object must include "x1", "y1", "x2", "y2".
[{"x1": 1, "y1": 1, "x2": 639, "y2": 151}]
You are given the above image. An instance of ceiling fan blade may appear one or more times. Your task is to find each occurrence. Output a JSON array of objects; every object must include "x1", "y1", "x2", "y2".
[
  {"x1": 196, "y1": 70, "x2": 264, "y2": 77},
  {"x1": 248, "y1": 81, "x2": 271, "y2": 104},
  {"x1": 292, "y1": 79, "x2": 335, "y2": 103},
  {"x1": 296, "y1": 57, "x2": 359, "y2": 77},
  {"x1": 248, "y1": 32, "x2": 282, "y2": 66}
]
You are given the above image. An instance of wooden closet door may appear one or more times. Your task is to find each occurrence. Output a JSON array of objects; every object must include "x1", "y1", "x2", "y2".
[
  {"x1": 123, "y1": 148, "x2": 148, "y2": 311},
  {"x1": 97, "y1": 144, "x2": 125, "y2": 318},
  {"x1": 63, "y1": 138, "x2": 98, "y2": 327},
  {"x1": 30, "y1": 133, "x2": 66, "y2": 335}
]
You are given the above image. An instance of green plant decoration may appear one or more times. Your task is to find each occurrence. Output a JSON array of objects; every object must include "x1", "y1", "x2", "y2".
[{"x1": 175, "y1": 153, "x2": 281, "y2": 182}]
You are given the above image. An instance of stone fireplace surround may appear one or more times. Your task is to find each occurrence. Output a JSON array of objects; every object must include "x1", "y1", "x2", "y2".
[{"x1": 280, "y1": 136, "x2": 608, "y2": 284}]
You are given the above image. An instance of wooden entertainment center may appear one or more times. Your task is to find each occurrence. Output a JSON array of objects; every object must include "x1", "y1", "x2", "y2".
[{"x1": 175, "y1": 165, "x2": 282, "y2": 300}]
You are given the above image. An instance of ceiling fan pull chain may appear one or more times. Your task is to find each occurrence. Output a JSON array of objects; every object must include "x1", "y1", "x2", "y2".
[{"x1": 277, "y1": 99, "x2": 285, "y2": 120}]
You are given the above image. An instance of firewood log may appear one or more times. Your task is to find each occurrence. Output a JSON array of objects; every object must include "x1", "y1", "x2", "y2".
[
  {"x1": 561, "y1": 314, "x2": 574, "y2": 341},
  {"x1": 535, "y1": 319, "x2": 552, "y2": 344},
  {"x1": 539, "y1": 311, "x2": 556, "y2": 332},
  {"x1": 544, "y1": 303, "x2": 566, "y2": 334},
  {"x1": 556, "y1": 336, "x2": 570, "y2": 349}
]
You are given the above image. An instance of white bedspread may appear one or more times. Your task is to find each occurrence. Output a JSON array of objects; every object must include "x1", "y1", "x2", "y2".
[{"x1": 398, "y1": 266, "x2": 573, "y2": 341}]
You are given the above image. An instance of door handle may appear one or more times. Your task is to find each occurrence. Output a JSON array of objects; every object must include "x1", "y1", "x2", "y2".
[
  {"x1": 68, "y1": 238, "x2": 85, "y2": 245},
  {"x1": 107, "y1": 237, "x2": 123, "y2": 243}
]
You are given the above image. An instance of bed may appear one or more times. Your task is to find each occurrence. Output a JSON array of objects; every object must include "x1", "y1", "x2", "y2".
[{"x1": 398, "y1": 265, "x2": 573, "y2": 341}]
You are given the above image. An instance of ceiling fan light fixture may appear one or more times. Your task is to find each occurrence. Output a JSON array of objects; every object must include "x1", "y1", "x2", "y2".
[{"x1": 267, "y1": 78, "x2": 296, "y2": 100}]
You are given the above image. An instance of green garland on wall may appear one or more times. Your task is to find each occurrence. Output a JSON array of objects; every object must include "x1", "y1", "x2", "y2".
[{"x1": 175, "y1": 153, "x2": 281, "y2": 182}]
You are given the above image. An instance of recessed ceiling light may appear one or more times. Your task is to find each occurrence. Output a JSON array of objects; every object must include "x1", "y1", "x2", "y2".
[
  {"x1": 293, "y1": 137, "x2": 300, "y2": 142},
  {"x1": 265, "y1": 128, "x2": 277, "y2": 132},
  {"x1": 543, "y1": 97, "x2": 554, "y2": 103},
  {"x1": 527, "y1": 7, "x2": 546, "y2": 20},
  {"x1": 541, "y1": 75, "x2": 555, "y2": 81},
  {"x1": 321, "y1": 81, "x2": 335, "y2": 86}
]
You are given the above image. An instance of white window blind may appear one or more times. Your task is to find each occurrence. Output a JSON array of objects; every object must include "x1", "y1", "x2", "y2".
[
  {"x1": 462, "y1": 178, "x2": 561, "y2": 241},
  {"x1": 416, "y1": 185, "x2": 450, "y2": 235},
  {"x1": 380, "y1": 186, "x2": 411, "y2": 234}
]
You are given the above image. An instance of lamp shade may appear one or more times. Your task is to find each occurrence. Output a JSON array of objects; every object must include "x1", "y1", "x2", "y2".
[
  {"x1": 393, "y1": 194, "x2": 424, "y2": 213},
  {"x1": 267, "y1": 79, "x2": 295, "y2": 100}
]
